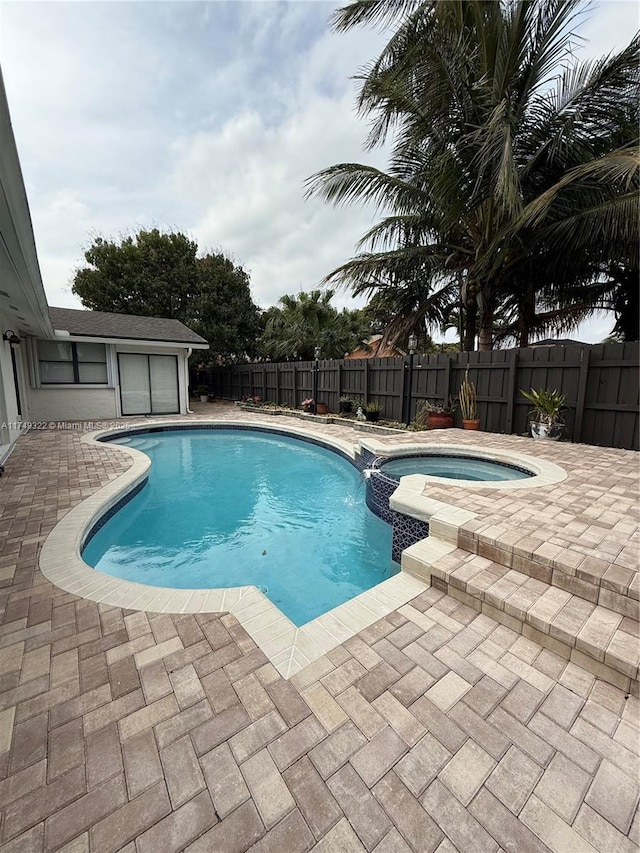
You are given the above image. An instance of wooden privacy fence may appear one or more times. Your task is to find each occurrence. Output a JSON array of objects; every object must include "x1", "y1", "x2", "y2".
[{"x1": 203, "y1": 342, "x2": 639, "y2": 451}]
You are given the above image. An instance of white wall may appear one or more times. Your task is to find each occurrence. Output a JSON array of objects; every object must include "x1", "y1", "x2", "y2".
[
  {"x1": 27, "y1": 387, "x2": 118, "y2": 421},
  {"x1": 0, "y1": 306, "x2": 28, "y2": 461}
]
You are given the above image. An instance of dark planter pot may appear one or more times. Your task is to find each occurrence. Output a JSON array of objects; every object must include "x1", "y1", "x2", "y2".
[
  {"x1": 365, "y1": 410, "x2": 381, "y2": 422},
  {"x1": 428, "y1": 413, "x2": 454, "y2": 430},
  {"x1": 339, "y1": 401, "x2": 353, "y2": 414}
]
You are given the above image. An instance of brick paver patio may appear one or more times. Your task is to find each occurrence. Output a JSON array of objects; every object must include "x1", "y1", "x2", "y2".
[{"x1": 0, "y1": 406, "x2": 638, "y2": 852}]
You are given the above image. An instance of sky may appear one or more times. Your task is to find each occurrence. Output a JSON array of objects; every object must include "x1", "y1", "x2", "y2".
[{"x1": 1, "y1": 0, "x2": 638, "y2": 344}]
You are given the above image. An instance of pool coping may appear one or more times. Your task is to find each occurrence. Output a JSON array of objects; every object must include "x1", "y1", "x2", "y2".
[{"x1": 38, "y1": 418, "x2": 567, "y2": 678}]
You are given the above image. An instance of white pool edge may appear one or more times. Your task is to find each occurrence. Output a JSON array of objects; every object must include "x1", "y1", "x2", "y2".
[{"x1": 38, "y1": 418, "x2": 567, "y2": 678}]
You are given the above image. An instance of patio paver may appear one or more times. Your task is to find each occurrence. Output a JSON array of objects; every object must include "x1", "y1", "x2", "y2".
[{"x1": 0, "y1": 406, "x2": 638, "y2": 851}]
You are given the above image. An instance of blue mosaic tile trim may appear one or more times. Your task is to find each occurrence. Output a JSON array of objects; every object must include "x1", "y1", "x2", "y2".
[
  {"x1": 392, "y1": 511, "x2": 430, "y2": 563},
  {"x1": 82, "y1": 477, "x2": 148, "y2": 550},
  {"x1": 353, "y1": 448, "x2": 376, "y2": 472},
  {"x1": 98, "y1": 424, "x2": 358, "y2": 468},
  {"x1": 365, "y1": 470, "x2": 399, "y2": 525}
]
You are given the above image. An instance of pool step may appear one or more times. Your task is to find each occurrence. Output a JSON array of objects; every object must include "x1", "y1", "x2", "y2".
[
  {"x1": 401, "y1": 537, "x2": 640, "y2": 696},
  {"x1": 453, "y1": 522, "x2": 638, "y2": 622}
]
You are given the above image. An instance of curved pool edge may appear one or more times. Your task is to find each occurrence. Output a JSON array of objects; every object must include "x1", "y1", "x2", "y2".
[
  {"x1": 37, "y1": 418, "x2": 568, "y2": 678},
  {"x1": 359, "y1": 437, "x2": 568, "y2": 489},
  {"x1": 38, "y1": 418, "x2": 431, "y2": 678}
]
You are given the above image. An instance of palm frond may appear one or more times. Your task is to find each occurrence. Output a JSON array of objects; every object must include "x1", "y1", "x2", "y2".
[{"x1": 330, "y1": 0, "x2": 422, "y2": 33}]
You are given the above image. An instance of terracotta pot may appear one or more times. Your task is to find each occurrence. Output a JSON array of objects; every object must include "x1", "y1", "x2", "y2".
[
  {"x1": 428, "y1": 413, "x2": 454, "y2": 430},
  {"x1": 316, "y1": 403, "x2": 329, "y2": 415},
  {"x1": 462, "y1": 418, "x2": 480, "y2": 430}
]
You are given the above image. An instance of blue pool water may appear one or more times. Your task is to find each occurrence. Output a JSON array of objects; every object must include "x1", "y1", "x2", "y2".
[
  {"x1": 83, "y1": 429, "x2": 395, "y2": 625},
  {"x1": 380, "y1": 454, "x2": 532, "y2": 482}
]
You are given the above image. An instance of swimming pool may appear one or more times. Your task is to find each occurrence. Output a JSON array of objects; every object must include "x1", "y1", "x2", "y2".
[
  {"x1": 379, "y1": 453, "x2": 533, "y2": 482},
  {"x1": 83, "y1": 429, "x2": 395, "y2": 625}
]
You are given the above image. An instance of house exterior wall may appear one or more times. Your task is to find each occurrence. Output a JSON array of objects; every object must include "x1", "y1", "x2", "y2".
[
  {"x1": 27, "y1": 387, "x2": 118, "y2": 422},
  {"x1": 0, "y1": 306, "x2": 30, "y2": 462},
  {"x1": 26, "y1": 341, "x2": 192, "y2": 421}
]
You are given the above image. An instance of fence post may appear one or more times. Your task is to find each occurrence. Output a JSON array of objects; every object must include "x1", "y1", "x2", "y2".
[
  {"x1": 364, "y1": 360, "x2": 370, "y2": 404},
  {"x1": 505, "y1": 349, "x2": 519, "y2": 434},
  {"x1": 274, "y1": 363, "x2": 280, "y2": 405},
  {"x1": 337, "y1": 362, "x2": 342, "y2": 399},
  {"x1": 400, "y1": 357, "x2": 408, "y2": 424},
  {"x1": 261, "y1": 366, "x2": 266, "y2": 400},
  {"x1": 574, "y1": 347, "x2": 591, "y2": 442},
  {"x1": 293, "y1": 363, "x2": 298, "y2": 407},
  {"x1": 443, "y1": 355, "x2": 452, "y2": 405}
]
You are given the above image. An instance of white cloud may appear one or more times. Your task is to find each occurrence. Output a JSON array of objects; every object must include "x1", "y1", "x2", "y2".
[{"x1": 1, "y1": 0, "x2": 636, "y2": 339}]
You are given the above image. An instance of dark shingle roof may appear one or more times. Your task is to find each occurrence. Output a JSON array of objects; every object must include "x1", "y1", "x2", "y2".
[
  {"x1": 49, "y1": 307, "x2": 208, "y2": 346},
  {"x1": 530, "y1": 338, "x2": 585, "y2": 347}
]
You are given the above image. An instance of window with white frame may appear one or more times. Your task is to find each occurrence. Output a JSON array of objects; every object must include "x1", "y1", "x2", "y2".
[{"x1": 37, "y1": 341, "x2": 108, "y2": 384}]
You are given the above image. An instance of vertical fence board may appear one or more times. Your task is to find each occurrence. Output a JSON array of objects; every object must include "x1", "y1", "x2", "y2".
[{"x1": 199, "y1": 341, "x2": 639, "y2": 450}]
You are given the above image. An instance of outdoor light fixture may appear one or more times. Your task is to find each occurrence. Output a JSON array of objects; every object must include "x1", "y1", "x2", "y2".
[
  {"x1": 312, "y1": 346, "x2": 321, "y2": 413},
  {"x1": 405, "y1": 334, "x2": 418, "y2": 426},
  {"x1": 2, "y1": 330, "x2": 21, "y2": 345}
]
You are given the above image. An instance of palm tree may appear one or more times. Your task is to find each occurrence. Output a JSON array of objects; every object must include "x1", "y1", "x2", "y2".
[
  {"x1": 258, "y1": 290, "x2": 371, "y2": 360},
  {"x1": 306, "y1": 0, "x2": 639, "y2": 349}
]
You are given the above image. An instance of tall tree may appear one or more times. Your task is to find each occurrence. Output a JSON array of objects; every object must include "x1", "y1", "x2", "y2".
[
  {"x1": 188, "y1": 254, "x2": 262, "y2": 364},
  {"x1": 258, "y1": 290, "x2": 371, "y2": 360},
  {"x1": 72, "y1": 229, "x2": 262, "y2": 363},
  {"x1": 72, "y1": 229, "x2": 199, "y2": 318},
  {"x1": 306, "y1": 0, "x2": 639, "y2": 349}
]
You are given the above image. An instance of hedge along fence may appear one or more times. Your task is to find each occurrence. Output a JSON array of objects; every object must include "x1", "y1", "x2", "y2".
[{"x1": 204, "y1": 341, "x2": 639, "y2": 451}]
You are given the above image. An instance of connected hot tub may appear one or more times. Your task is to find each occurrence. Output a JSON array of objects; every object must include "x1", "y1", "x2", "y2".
[
  {"x1": 360, "y1": 444, "x2": 557, "y2": 562},
  {"x1": 379, "y1": 453, "x2": 534, "y2": 482}
]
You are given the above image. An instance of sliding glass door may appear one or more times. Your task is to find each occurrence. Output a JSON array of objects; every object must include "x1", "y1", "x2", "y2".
[{"x1": 118, "y1": 354, "x2": 179, "y2": 415}]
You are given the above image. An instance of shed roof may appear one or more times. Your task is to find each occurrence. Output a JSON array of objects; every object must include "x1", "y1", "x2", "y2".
[{"x1": 49, "y1": 307, "x2": 208, "y2": 346}]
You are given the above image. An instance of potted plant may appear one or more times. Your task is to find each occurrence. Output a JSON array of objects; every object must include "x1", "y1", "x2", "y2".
[
  {"x1": 316, "y1": 402, "x2": 329, "y2": 415},
  {"x1": 364, "y1": 401, "x2": 383, "y2": 422},
  {"x1": 459, "y1": 367, "x2": 479, "y2": 430},
  {"x1": 301, "y1": 398, "x2": 314, "y2": 413},
  {"x1": 339, "y1": 395, "x2": 353, "y2": 414},
  {"x1": 196, "y1": 385, "x2": 209, "y2": 403},
  {"x1": 521, "y1": 388, "x2": 567, "y2": 440},
  {"x1": 416, "y1": 399, "x2": 455, "y2": 429}
]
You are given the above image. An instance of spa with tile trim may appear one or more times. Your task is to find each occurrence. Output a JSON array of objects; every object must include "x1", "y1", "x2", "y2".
[{"x1": 39, "y1": 419, "x2": 567, "y2": 678}]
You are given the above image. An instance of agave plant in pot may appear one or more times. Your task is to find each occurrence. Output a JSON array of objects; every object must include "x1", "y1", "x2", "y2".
[
  {"x1": 521, "y1": 388, "x2": 567, "y2": 440},
  {"x1": 459, "y1": 367, "x2": 479, "y2": 430},
  {"x1": 364, "y1": 401, "x2": 383, "y2": 422},
  {"x1": 339, "y1": 395, "x2": 353, "y2": 414}
]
